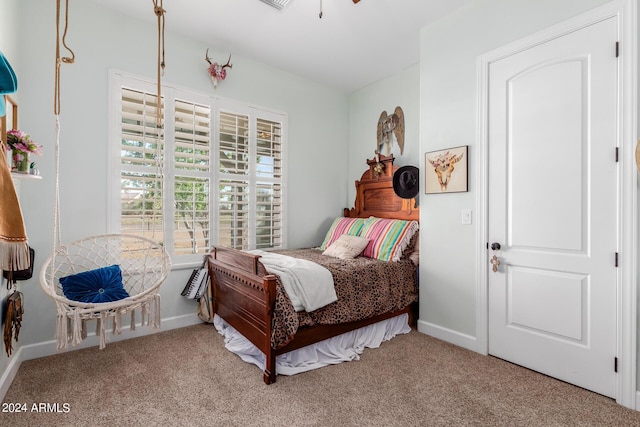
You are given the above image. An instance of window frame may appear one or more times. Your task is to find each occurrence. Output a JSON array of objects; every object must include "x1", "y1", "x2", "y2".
[{"x1": 109, "y1": 71, "x2": 287, "y2": 268}]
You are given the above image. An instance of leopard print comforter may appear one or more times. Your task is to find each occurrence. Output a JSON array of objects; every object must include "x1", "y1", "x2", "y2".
[{"x1": 270, "y1": 248, "x2": 418, "y2": 349}]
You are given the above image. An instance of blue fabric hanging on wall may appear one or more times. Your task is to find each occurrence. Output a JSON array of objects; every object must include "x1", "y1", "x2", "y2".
[{"x1": 0, "y1": 51, "x2": 18, "y2": 117}]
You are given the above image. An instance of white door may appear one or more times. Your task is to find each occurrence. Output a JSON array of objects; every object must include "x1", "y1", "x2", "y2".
[{"x1": 488, "y1": 17, "x2": 618, "y2": 398}]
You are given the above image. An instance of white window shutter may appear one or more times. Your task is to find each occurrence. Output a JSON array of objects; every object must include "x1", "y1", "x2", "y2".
[{"x1": 115, "y1": 75, "x2": 286, "y2": 264}]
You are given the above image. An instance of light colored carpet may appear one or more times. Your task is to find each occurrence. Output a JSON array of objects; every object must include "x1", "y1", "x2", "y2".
[{"x1": 3, "y1": 323, "x2": 640, "y2": 426}]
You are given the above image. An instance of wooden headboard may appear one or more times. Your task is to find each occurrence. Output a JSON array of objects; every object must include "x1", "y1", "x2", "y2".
[{"x1": 344, "y1": 154, "x2": 419, "y2": 221}]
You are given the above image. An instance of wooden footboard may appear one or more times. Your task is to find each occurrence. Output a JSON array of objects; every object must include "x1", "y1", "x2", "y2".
[{"x1": 208, "y1": 246, "x2": 279, "y2": 384}]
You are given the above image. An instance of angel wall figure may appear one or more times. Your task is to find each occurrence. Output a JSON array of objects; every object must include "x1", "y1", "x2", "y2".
[{"x1": 376, "y1": 106, "x2": 404, "y2": 157}]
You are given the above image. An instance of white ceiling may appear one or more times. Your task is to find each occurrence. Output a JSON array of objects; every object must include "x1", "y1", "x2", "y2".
[{"x1": 88, "y1": 0, "x2": 472, "y2": 93}]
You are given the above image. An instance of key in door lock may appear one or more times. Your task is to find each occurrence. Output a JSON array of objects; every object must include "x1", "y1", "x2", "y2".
[{"x1": 490, "y1": 242, "x2": 501, "y2": 273}]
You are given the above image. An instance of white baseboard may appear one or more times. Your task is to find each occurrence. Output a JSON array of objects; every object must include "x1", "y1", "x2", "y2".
[
  {"x1": 0, "y1": 346, "x2": 24, "y2": 404},
  {"x1": 635, "y1": 391, "x2": 640, "y2": 411},
  {"x1": 417, "y1": 319, "x2": 480, "y2": 353},
  {"x1": 0, "y1": 312, "x2": 202, "y2": 401}
]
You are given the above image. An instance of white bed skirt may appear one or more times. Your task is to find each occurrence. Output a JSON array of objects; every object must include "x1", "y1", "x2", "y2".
[{"x1": 213, "y1": 313, "x2": 411, "y2": 376}]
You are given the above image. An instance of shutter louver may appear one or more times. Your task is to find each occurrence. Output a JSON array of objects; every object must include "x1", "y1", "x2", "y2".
[
  {"x1": 173, "y1": 99, "x2": 212, "y2": 255},
  {"x1": 174, "y1": 176, "x2": 210, "y2": 255},
  {"x1": 120, "y1": 172, "x2": 163, "y2": 236},
  {"x1": 254, "y1": 116, "x2": 283, "y2": 249},
  {"x1": 256, "y1": 182, "x2": 282, "y2": 249},
  {"x1": 218, "y1": 180, "x2": 250, "y2": 250},
  {"x1": 219, "y1": 112, "x2": 249, "y2": 175},
  {"x1": 174, "y1": 99, "x2": 211, "y2": 173},
  {"x1": 120, "y1": 88, "x2": 164, "y2": 241},
  {"x1": 256, "y1": 118, "x2": 282, "y2": 179}
]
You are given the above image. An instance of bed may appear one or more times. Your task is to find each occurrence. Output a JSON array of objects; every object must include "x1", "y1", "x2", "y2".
[{"x1": 208, "y1": 154, "x2": 419, "y2": 384}]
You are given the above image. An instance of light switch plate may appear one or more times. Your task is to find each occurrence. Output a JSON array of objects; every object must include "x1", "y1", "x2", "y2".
[{"x1": 461, "y1": 209, "x2": 472, "y2": 225}]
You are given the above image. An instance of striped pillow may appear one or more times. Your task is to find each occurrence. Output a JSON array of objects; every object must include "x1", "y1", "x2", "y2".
[
  {"x1": 360, "y1": 217, "x2": 419, "y2": 262},
  {"x1": 320, "y1": 217, "x2": 366, "y2": 250}
]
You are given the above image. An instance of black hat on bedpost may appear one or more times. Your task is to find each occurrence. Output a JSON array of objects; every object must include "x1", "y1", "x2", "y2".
[{"x1": 393, "y1": 166, "x2": 419, "y2": 199}]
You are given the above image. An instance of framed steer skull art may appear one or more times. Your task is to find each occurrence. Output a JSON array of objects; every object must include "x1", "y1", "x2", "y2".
[{"x1": 425, "y1": 145, "x2": 468, "y2": 194}]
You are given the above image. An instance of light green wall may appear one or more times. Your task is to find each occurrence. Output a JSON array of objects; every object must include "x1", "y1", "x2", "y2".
[
  {"x1": 10, "y1": 0, "x2": 349, "y2": 347},
  {"x1": 0, "y1": 0, "x2": 18, "y2": 64},
  {"x1": 347, "y1": 64, "x2": 421, "y2": 203},
  {"x1": 419, "y1": 0, "x2": 614, "y2": 337}
]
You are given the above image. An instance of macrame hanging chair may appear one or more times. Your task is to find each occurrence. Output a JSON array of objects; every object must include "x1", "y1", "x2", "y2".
[
  {"x1": 39, "y1": 0, "x2": 170, "y2": 350},
  {"x1": 40, "y1": 234, "x2": 171, "y2": 350}
]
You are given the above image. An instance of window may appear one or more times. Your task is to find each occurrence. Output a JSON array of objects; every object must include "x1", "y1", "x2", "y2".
[
  {"x1": 217, "y1": 111, "x2": 283, "y2": 250},
  {"x1": 112, "y1": 74, "x2": 286, "y2": 266}
]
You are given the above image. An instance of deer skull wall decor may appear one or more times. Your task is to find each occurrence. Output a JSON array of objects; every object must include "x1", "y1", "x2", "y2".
[{"x1": 205, "y1": 49, "x2": 232, "y2": 89}]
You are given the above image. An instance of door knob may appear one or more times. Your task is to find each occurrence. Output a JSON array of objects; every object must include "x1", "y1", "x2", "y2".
[{"x1": 490, "y1": 242, "x2": 501, "y2": 273}]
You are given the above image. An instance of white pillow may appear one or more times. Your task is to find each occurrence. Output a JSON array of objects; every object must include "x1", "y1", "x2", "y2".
[{"x1": 322, "y1": 235, "x2": 370, "y2": 260}]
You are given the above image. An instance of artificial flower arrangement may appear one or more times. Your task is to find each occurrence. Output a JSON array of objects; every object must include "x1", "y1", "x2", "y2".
[{"x1": 7, "y1": 129, "x2": 42, "y2": 173}]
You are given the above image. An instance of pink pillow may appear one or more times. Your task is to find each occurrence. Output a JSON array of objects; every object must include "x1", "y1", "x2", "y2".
[
  {"x1": 320, "y1": 217, "x2": 366, "y2": 250},
  {"x1": 360, "y1": 217, "x2": 419, "y2": 262}
]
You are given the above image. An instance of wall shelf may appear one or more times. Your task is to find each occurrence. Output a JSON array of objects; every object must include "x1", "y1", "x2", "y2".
[{"x1": 11, "y1": 172, "x2": 42, "y2": 180}]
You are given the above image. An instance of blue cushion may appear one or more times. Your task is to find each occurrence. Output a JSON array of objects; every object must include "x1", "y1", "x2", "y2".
[{"x1": 60, "y1": 265, "x2": 130, "y2": 303}]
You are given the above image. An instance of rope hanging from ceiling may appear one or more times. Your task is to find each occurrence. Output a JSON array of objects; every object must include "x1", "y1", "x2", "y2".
[
  {"x1": 41, "y1": 0, "x2": 171, "y2": 351},
  {"x1": 152, "y1": 0, "x2": 166, "y2": 127},
  {"x1": 53, "y1": 0, "x2": 75, "y2": 253},
  {"x1": 54, "y1": 0, "x2": 75, "y2": 116},
  {"x1": 151, "y1": 0, "x2": 166, "y2": 241}
]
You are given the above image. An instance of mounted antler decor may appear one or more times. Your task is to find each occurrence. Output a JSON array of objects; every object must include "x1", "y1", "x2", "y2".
[{"x1": 205, "y1": 49, "x2": 232, "y2": 89}]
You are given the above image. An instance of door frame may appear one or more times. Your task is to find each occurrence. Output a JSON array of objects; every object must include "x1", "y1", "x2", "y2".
[{"x1": 475, "y1": 0, "x2": 637, "y2": 408}]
